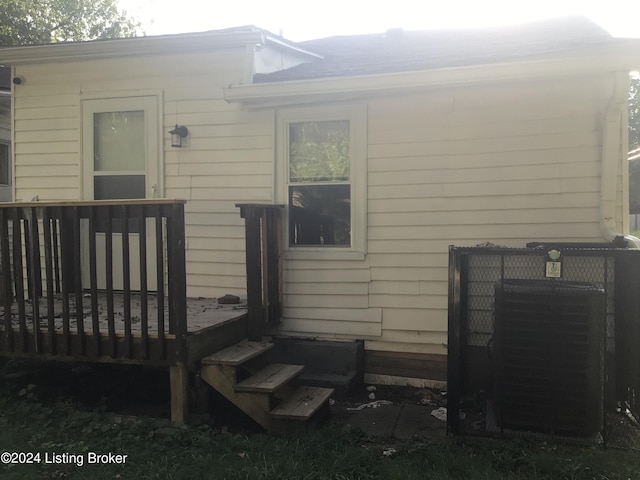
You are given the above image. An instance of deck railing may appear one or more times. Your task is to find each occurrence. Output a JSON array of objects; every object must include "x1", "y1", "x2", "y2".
[
  {"x1": 0, "y1": 199, "x2": 187, "y2": 364},
  {"x1": 237, "y1": 204, "x2": 284, "y2": 341}
]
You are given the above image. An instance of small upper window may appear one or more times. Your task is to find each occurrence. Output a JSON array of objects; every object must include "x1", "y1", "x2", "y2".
[
  {"x1": 0, "y1": 143, "x2": 9, "y2": 186},
  {"x1": 288, "y1": 120, "x2": 351, "y2": 247}
]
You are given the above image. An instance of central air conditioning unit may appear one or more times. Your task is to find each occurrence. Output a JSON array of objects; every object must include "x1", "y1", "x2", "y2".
[{"x1": 494, "y1": 279, "x2": 605, "y2": 435}]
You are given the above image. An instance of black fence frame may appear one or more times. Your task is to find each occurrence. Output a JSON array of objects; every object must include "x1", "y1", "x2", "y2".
[{"x1": 448, "y1": 245, "x2": 640, "y2": 444}]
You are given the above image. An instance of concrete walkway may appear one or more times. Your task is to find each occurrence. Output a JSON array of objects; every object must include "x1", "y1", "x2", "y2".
[{"x1": 330, "y1": 387, "x2": 447, "y2": 441}]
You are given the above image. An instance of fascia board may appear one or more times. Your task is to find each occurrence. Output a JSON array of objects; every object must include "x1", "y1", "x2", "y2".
[
  {"x1": 224, "y1": 41, "x2": 640, "y2": 108},
  {"x1": 0, "y1": 30, "x2": 267, "y2": 65}
]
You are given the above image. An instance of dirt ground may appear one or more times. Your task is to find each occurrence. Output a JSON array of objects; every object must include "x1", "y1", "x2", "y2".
[
  {"x1": 328, "y1": 384, "x2": 448, "y2": 443},
  {"x1": 0, "y1": 358, "x2": 450, "y2": 441},
  {"x1": 8, "y1": 359, "x2": 638, "y2": 451}
]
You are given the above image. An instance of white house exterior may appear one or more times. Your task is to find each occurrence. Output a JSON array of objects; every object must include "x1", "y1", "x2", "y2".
[{"x1": 1, "y1": 17, "x2": 639, "y2": 385}]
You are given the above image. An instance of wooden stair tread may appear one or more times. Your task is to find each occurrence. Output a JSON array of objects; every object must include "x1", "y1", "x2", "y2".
[
  {"x1": 269, "y1": 386, "x2": 334, "y2": 421},
  {"x1": 236, "y1": 363, "x2": 304, "y2": 393},
  {"x1": 201, "y1": 340, "x2": 273, "y2": 366}
]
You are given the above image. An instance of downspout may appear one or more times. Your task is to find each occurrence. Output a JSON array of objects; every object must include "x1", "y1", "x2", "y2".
[{"x1": 601, "y1": 71, "x2": 640, "y2": 248}]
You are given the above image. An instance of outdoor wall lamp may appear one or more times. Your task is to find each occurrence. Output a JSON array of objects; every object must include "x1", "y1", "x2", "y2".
[{"x1": 169, "y1": 125, "x2": 188, "y2": 147}]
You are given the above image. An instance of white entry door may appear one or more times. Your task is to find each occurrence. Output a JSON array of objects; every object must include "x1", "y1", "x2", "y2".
[{"x1": 82, "y1": 96, "x2": 160, "y2": 291}]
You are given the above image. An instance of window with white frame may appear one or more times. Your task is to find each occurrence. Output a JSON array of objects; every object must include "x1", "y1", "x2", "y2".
[{"x1": 278, "y1": 105, "x2": 366, "y2": 256}]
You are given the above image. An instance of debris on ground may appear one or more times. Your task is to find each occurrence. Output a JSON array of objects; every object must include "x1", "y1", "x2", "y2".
[
  {"x1": 415, "y1": 388, "x2": 445, "y2": 406},
  {"x1": 366, "y1": 385, "x2": 377, "y2": 392},
  {"x1": 368, "y1": 392, "x2": 376, "y2": 400},
  {"x1": 382, "y1": 447, "x2": 397, "y2": 457},
  {"x1": 218, "y1": 294, "x2": 241, "y2": 305},
  {"x1": 431, "y1": 407, "x2": 465, "y2": 422},
  {"x1": 347, "y1": 400, "x2": 393, "y2": 411},
  {"x1": 431, "y1": 407, "x2": 447, "y2": 421}
]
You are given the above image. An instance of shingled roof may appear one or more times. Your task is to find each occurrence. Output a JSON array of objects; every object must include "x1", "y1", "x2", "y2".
[{"x1": 254, "y1": 16, "x2": 612, "y2": 83}]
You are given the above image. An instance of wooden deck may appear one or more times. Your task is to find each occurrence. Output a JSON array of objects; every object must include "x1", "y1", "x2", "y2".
[
  {"x1": 0, "y1": 200, "x2": 285, "y2": 425},
  {"x1": 0, "y1": 294, "x2": 248, "y2": 365},
  {"x1": 0, "y1": 293, "x2": 246, "y2": 335}
]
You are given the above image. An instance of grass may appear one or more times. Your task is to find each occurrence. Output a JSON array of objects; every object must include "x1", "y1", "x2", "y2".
[{"x1": 2, "y1": 368, "x2": 640, "y2": 479}]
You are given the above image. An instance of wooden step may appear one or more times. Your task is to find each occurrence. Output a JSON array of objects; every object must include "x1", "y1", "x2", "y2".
[
  {"x1": 236, "y1": 363, "x2": 305, "y2": 393},
  {"x1": 269, "y1": 386, "x2": 334, "y2": 421},
  {"x1": 201, "y1": 340, "x2": 273, "y2": 366}
]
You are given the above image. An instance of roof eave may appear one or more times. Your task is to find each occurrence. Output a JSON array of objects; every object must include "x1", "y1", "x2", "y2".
[
  {"x1": 225, "y1": 40, "x2": 640, "y2": 108},
  {"x1": 0, "y1": 30, "x2": 270, "y2": 65},
  {"x1": 262, "y1": 34, "x2": 323, "y2": 59}
]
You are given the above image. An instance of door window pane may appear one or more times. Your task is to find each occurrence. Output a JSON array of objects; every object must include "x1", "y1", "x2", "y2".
[
  {"x1": 94, "y1": 175, "x2": 145, "y2": 233},
  {"x1": 289, "y1": 120, "x2": 349, "y2": 182},
  {"x1": 94, "y1": 111, "x2": 145, "y2": 172},
  {"x1": 289, "y1": 184, "x2": 350, "y2": 246},
  {"x1": 94, "y1": 175, "x2": 145, "y2": 200}
]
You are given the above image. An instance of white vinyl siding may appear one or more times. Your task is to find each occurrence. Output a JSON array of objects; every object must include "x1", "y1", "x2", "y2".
[
  {"x1": 10, "y1": 47, "x2": 627, "y2": 367},
  {"x1": 365, "y1": 74, "x2": 613, "y2": 355},
  {"x1": 12, "y1": 47, "x2": 270, "y2": 297},
  {"x1": 277, "y1": 73, "x2": 621, "y2": 357}
]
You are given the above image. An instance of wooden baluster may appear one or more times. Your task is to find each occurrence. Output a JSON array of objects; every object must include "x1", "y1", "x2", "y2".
[
  {"x1": 0, "y1": 209, "x2": 13, "y2": 352},
  {"x1": 58, "y1": 207, "x2": 71, "y2": 355},
  {"x1": 155, "y1": 207, "x2": 165, "y2": 360},
  {"x1": 52, "y1": 218, "x2": 61, "y2": 293},
  {"x1": 105, "y1": 206, "x2": 116, "y2": 358},
  {"x1": 42, "y1": 208, "x2": 56, "y2": 355},
  {"x1": 88, "y1": 206, "x2": 100, "y2": 357},
  {"x1": 12, "y1": 210, "x2": 27, "y2": 353},
  {"x1": 122, "y1": 205, "x2": 132, "y2": 358},
  {"x1": 72, "y1": 207, "x2": 84, "y2": 355},
  {"x1": 139, "y1": 206, "x2": 148, "y2": 360},
  {"x1": 23, "y1": 217, "x2": 32, "y2": 302},
  {"x1": 27, "y1": 207, "x2": 41, "y2": 353}
]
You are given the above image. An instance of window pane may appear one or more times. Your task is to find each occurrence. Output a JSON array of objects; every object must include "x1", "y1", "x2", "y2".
[
  {"x1": 0, "y1": 143, "x2": 8, "y2": 185},
  {"x1": 94, "y1": 175, "x2": 145, "y2": 200},
  {"x1": 289, "y1": 185, "x2": 350, "y2": 246},
  {"x1": 94, "y1": 111, "x2": 145, "y2": 172},
  {"x1": 94, "y1": 175, "x2": 145, "y2": 233},
  {"x1": 289, "y1": 120, "x2": 349, "y2": 182}
]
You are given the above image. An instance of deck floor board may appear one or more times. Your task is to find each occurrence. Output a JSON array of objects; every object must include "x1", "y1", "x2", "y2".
[{"x1": 0, "y1": 293, "x2": 247, "y2": 335}]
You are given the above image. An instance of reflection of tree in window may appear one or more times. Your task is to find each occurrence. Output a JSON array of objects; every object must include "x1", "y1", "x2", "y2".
[
  {"x1": 93, "y1": 111, "x2": 146, "y2": 233},
  {"x1": 94, "y1": 111, "x2": 145, "y2": 172},
  {"x1": 288, "y1": 120, "x2": 351, "y2": 247}
]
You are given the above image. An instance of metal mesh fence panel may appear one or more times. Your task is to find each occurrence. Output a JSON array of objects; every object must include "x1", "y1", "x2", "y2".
[{"x1": 448, "y1": 246, "x2": 640, "y2": 448}]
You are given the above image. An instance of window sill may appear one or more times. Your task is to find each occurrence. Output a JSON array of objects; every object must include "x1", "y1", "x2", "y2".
[{"x1": 283, "y1": 249, "x2": 366, "y2": 261}]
